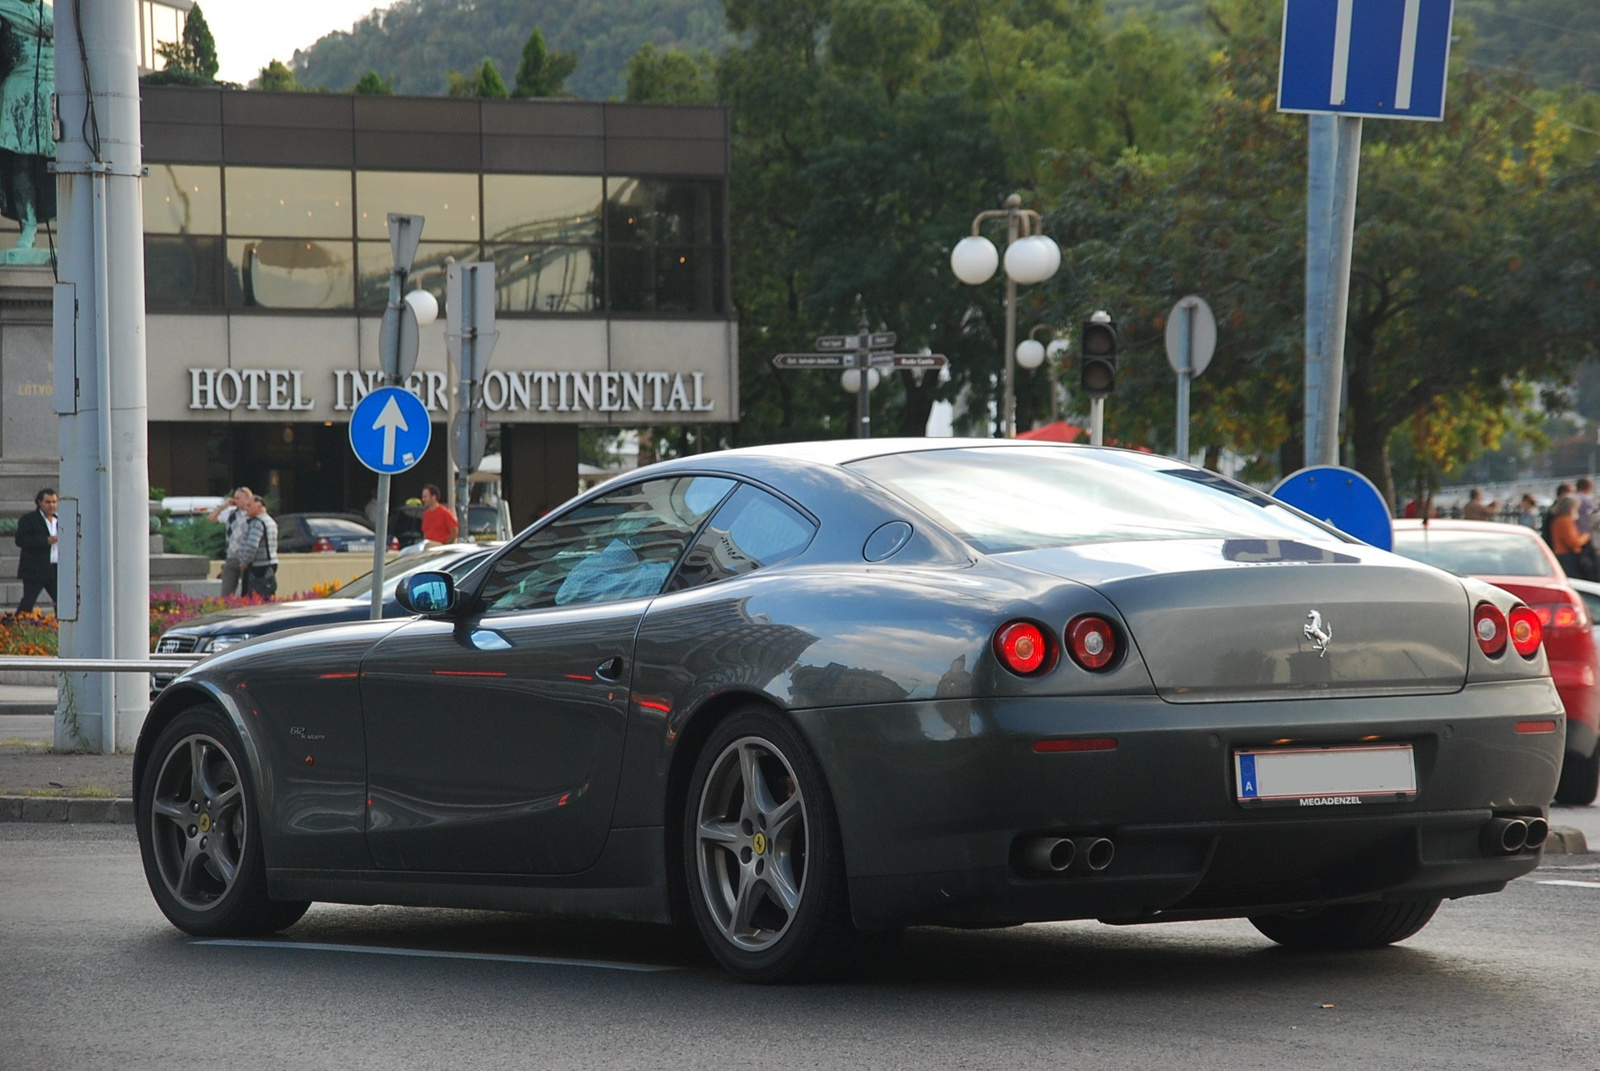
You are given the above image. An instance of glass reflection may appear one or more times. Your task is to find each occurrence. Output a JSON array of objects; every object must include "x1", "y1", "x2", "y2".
[
  {"x1": 483, "y1": 175, "x2": 602, "y2": 244},
  {"x1": 144, "y1": 164, "x2": 222, "y2": 235},
  {"x1": 357, "y1": 240, "x2": 479, "y2": 310},
  {"x1": 228, "y1": 239, "x2": 355, "y2": 309},
  {"x1": 487, "y1": 243, "x2": 600, "y2": 313},
  {"x1": 224, "y1": 168, "x2": 353, "y2": 238},
  {"x1": 146, "y1": 235, "x2": 225, "y2": 307},
  {"x1": 606, "y1": 178, "x2": 721, "y2": 244},
  {"x1": 356, "y1": 172, "x2": 480, "y2": 241},
  {"x1": 608, "y1": 245, "x2": 722, "y2": 314}
]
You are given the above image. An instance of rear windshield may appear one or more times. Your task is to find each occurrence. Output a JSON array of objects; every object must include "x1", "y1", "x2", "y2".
[
  {"x1": 1390, "y1": 528, "x2": 1556, "y2": 577},
  {"x1": 846, "y1": 447, "x2": 1334, "y2": 553},
  {"x1": 306, "y1": 518, "x2": 375, "y2": 537}
]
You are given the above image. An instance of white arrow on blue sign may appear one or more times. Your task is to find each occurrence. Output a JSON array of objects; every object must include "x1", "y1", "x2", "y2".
[
  {"x1": 349, "y1": 386, "x2": 432, "y2": 475},
  {"x1": 1278, "y1": 0, "x2": 1456, "y2": 122}
]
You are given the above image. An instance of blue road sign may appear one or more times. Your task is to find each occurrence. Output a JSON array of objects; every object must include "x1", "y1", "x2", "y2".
[
  {"x1": 349, "y1": 386, "x2": 431, "y2": 475},
  {"x1": 1278, "y1": 0, "x2": 1456, "y2": 122},
  {"x1": 1273, "y1": 465, "x2": 1393, "y2": 551}
]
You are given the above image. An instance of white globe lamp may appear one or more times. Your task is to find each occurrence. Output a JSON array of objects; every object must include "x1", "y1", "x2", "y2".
[
  {"x1": 950, "y1": 236, "x2": 999, "y2": 286},
  {"x1": 1003, "y1": 235, "x2": 1060, "y2": 286},
  {"x1": 1046, "y1": 338, "x2": 1070, "y2": 361},
  {"x1": 840, "y1": 368, "x2": 881, "y2": 394},
  {"x1": 1015, "y1": 339, "x2": 1046, "y2": 370},
  {"x1": 404, "y1": 288, "x2": 440, "y2": 326}
]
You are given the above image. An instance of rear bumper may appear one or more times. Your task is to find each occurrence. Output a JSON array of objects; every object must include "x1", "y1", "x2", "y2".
[{"x1": 791, "y1": 678, "x2": 1563, "y2": 929}]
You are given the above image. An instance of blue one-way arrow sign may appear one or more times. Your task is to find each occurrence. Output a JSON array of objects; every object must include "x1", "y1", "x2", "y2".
[
  {"x1": 349, "y1": 386, "x2": 431, "y2": 474},
  {"x1": 1279, "y1": 0, "x2": 1456, "y2": 122}
]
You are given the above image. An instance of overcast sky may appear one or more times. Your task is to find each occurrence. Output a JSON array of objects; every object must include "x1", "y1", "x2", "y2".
[{"x1": 206, "y1": 0, "x2": 396, "y2": 86}]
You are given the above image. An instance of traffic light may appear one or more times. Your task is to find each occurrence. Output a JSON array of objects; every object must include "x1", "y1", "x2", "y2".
[{"x1": 1080, "y1": 312, "x2": 1117, "y2": 397}]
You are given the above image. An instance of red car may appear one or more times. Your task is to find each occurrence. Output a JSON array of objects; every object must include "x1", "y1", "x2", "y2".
[{"x1": 1392, "y1": 519, "x2": 1599, "y2": 804}]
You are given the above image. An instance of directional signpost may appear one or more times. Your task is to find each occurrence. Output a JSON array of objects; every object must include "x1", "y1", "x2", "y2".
[
  {"x1": 1280, "y1": 0, "x2": 1457, "y2": 469},
  {"x1": 773, "y1": 320, "x2": 947, "y2": 438}
]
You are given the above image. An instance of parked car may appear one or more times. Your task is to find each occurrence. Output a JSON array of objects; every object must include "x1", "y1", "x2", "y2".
[
  {"x1": 139, "y1": 440, "x2": 1562, "y2": 983},
  {"x1": 274, "y1": 513, "x2": 391, "y2": 554},
  {"x1": 1391, "y1": 518, "x2": 1600, "y2": 805},
  {"x1": 151, "y1": 543, "x2": 498, "y2": 691},
  {"x1": 389, "y1": 503, "x2": 504, "y2": 547}
]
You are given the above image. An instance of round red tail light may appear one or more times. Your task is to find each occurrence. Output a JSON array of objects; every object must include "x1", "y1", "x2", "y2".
[
  {"x1": 1508, "y1": 605, "x2": 1542, "y2": 658},
  {"x1": 310, "y1": 537, "x2": 335, "y2": 553},
  {"x1": 389, "y1": 535, "x2": 401, "y2": 551},
  {"x1": 1066, "y1": 614, "x2": 1118, "y2": 671},
  {"x1": 995, "y1": 621, "x2": 1049, "y2": 675},
  {"x1": 1473, "y1": 603, "x2": 1507, "y2": 657}
]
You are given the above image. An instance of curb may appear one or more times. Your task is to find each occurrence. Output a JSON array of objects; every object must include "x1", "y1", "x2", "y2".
[{"x1": 0, "y1": 797, "x2": 1592, "y2": 854}]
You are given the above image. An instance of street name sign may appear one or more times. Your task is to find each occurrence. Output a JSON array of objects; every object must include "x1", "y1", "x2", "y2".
[
  {"x1": 887, "y1": 354, "x2": 948, "y2": 370},
  {"x1": 774, "y1": 353, "x2": 851, "y2": 369},
  {"x1": 1278, "y1": 0, "x2": 1456, "y2": 122},
  {"x1": 350, "y1": 386, "x2": 431, "y2": 474}
]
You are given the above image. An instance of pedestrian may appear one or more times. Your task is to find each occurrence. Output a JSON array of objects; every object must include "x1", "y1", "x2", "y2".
[
  {"x1": 1549, "y1": 495, "x2": 1593, "y2": 579},
  {"x1": 241, "y1": 496, "x2": 279, "y2": 598},
  {"x1": 419, "y1": 483, "x2": 459, "y2": 544},
  {"x1": 1576, "y1": 477, "x2": 1596, "y2": 536},
  {"x1": 13, "y1": 486, "x2": 57, "y2": 614},
  {"x1": 1462, "y1": 487, "x2": 1495, "y2": 521},
  {"x1": 210, "y1": 486, "x2": 253, "y2": 596},
  {"x1": 1542, "y1": 483, "x2": 1571, "y2": 548},
  {"x1": 1517, "y1": 494, "x2": 1540, "y2": 529}
]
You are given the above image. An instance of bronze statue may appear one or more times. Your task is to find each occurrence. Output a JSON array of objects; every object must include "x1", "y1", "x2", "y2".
[{"x1": 0, "y1": 0, "x2": 52, "y2": 264}]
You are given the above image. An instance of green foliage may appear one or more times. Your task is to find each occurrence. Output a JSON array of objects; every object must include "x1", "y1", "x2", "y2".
[
  {"x1": 353, "y1": 71, "x2": 395, "y2": 94},
  {"x1": 291, "y1": 0, "x2": 729, "y2": 100},
  {"x1": 514, "y1": 27, "x2": 579, "y2": 97},
  {"x1": 158, "y1": 3, "x2": 220, "y2": 81},
  {"x1": 161, "y1": 517, "x2": 228, "y2": 559},
  {"x1": 624, "y1": 44, "x2": 717, "y2": 103},
  {"x1": 1455, "y1": 0, "x2": 1600, "y2": 90},
  {"x1": 447, "y1": 60, "x2": 510, "y2": 98},
  {"x1": 257, "y1": 59, "x2": 298, "y2": 91}
]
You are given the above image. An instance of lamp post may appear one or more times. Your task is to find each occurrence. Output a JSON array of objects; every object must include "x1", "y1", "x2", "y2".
[
  {"x1": 1016, "y1": 325, "x2": 1070, "y2": 425},
  {"x1": 951, "y1": 194, "x2": 1061, "y2": 437}
]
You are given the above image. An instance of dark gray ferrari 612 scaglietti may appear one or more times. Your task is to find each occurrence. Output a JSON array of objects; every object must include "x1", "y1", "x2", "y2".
[{"x1": 135, "y1": 440, "x2": 1564, "y2": 983}]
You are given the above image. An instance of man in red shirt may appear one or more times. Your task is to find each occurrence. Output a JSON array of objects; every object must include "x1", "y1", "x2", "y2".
[{"x1": 419, "y1": 484, "x2": 459, "y2": 544}]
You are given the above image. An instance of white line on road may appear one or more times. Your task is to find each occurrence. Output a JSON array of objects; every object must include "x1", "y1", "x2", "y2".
[
  {"x1": 1536, "y1": 880, "x2": 1600, "y2": 889},
  {"x1": 193, "y1": 938, "x2": 680, "y2": 972}
]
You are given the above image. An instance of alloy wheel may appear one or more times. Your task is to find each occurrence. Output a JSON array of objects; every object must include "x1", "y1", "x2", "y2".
[{"x1": 148, "y1": 733, "x2": 248, "y2": 912}]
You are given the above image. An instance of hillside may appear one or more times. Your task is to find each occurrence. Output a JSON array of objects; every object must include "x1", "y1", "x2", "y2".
[{"x1": 290, "y1": 0, "x2": 728, "y2": 99}]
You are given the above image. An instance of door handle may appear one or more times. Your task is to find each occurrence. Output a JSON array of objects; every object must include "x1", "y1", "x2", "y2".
[{"x1": 595, "y1": 656, "x2": 625, "y2": 682}]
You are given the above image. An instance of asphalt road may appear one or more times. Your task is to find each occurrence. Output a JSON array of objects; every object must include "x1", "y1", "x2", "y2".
[{"x1": 2, "y1": 825, "x2": 1597, "y2": 1071}]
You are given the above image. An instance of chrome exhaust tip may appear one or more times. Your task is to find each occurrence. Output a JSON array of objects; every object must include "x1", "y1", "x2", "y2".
[
  {"x1": 1021, "y1": 836, "x2": 1075, "y2": 874},
  {"x1": 1079, "y1": 836, "x2": 1115, "y2": 872},
  {"x1": 1482, "y1": 817, "x2": 1528, "y2": 855},
  {"x1": 1523, "y1": 816, "x2": 1549, "y2": 850}
]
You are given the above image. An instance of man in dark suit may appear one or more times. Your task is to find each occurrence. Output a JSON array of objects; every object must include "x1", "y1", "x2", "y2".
[{"x1": 14, "y1": 486, "x2": 57, "y2": 614}]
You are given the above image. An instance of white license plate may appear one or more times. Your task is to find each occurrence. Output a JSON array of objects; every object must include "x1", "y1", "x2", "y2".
[
  {"x1": 347, "y1": 541, "x2": 374, "y2": 552},
  {"x1": 1235, "y1": 744, "x2": 1416, "y2": 808}
]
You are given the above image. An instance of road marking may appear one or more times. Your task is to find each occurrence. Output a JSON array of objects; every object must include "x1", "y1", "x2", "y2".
[
  {"x1": 1536, "y1": 880, "x2": 1600, "y2": 889},
  {"x1": 193, "y1": 938, "x2": 680, "y2": 972}
]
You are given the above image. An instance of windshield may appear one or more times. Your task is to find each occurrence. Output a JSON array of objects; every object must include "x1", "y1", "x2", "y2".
[
  {"x1": 307, "y1": 518, "x2": 375, "y2": 537},
  {"x1": 1390, "y1": 528, "x2": 1556, "y2": 577},
  {"x1": 846, "y1": 447, "x2": 1335, "y2": 553},
  {"x1": 336, "y1": 548, "x2": 488, "y2": 599}
]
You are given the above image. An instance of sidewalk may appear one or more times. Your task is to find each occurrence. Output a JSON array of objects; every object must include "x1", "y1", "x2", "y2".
[{"x1": 1, "y1": 684, "x2": 1597, "y2": 850}]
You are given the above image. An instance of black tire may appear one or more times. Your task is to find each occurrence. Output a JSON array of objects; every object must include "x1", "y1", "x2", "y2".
[
  {"x1": 136, "y1": 707, "x2": 310, "y2": 937},
  {"x1": 1249, "y1": 898, "x2": 1441, "y2": 951},
  {"x1": 1555, "y1": 746, "x2": 1600, "y2": 807},
  {"x1": 682, "y1": 704, "x2": 864, "y2": 983}
]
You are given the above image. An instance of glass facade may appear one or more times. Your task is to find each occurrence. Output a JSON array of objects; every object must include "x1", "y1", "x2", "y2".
[{"x1": 146, "y1": 168, "x2": 725, "y2": 316}]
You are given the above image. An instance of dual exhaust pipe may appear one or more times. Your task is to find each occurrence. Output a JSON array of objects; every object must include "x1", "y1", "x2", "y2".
[
  {"x1": 1020, "y1": 835, "x2": 1115, "y2": 875},
  {"x1": 1482, "y1": 815, "x2": 1549, "y2": 855}
]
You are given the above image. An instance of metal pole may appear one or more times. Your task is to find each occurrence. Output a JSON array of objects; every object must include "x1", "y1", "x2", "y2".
[
  {"x1": 1175, "y1": 302, "x2": 1192, "y2": 461},
  {"x1": 454, "y1": 272, "x2": 475, "y2": 536},
  {"x1": 1090, "y1": 397, "x2": 1105, "y2": 447},
  {"x1": 1304, "y1": 113, "x2": 1336, "y2": 469},
  {"x1": 1002, "y1": 209, "x2": 1019, "y2": 438},
  {"x1": 856, "y1": 309, "x2": 871, "y2": 439},
  {"x1": 56, "y1": 0, "x2": 149, "y2": 753},
  {"x1": 369, "y1": 473, "x2": 390, "y2": 620},
  {"x1": 1319, "y1": 116, "x2": 1363, "y2": 468}
]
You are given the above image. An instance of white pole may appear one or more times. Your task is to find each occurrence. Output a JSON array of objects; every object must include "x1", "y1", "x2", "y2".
[
  {"x1": 1319, "y1": 116, "x2": 1363, "y2": 467},
  {"x1": 1174, "y1": 302, "x2": 1192, "y2": 461},
  {"x1": 55, "y1": 0, "x2": 149, "y2": 753},
  {"x1": 1090, "y1": 396, "x2": 1105, "y2": 447},
  {"x1": 1304, "y1": 113, "x2": 1336, "y2": 468}
]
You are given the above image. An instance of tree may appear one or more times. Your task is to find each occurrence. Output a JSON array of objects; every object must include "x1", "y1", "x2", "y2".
[
  {"x1": 446, "y1": 60, "x2": 509, "y2": 98},
  {"x1": 513, "y1": 27, "x2": 578, "y2": 98},
  {"x1": 624, "y1": 44, "x2": 715, "y2": 104},
  {"x1": 353, "y1": 71, "x2": 395, "y2": 94},
  {"x1": 157, "y1": 3, "x2": 220, "y2": 82},
  {"x1": 257, "y1": 59, "x2": 298, "y2": 91}
]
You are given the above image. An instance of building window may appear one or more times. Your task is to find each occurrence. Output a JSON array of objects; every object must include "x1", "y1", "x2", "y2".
[
  {"x1": 224, "y1": 168, "x2": 353, "y2": 239},
  {"x1": 138, "y1": 0, "x2": 186, "y2": 73},
  {"x1": 605, "y1": 178, "x2": 723, "y2": 314},
  {"x1": 483, "y1": 175, "x2": 603, "y2": 245},
  {"x1": 486, "y1": 243, "x2": 601, "y2": 313},
  {"x1": 227, "y1": 239, "x2": 355, "y2": 310},
  {"x1": 144, "y1": 164, "x2": 222, "y2": 235},
  {"x1": 356, "y1": 172, "x2": 480, "y2": 243},
  {"x1": 357, "y1": 240, "x2": 479, "y2": 309},
  {"x1": 146, "y1": 235, "x2": 226, "y2": 307}
]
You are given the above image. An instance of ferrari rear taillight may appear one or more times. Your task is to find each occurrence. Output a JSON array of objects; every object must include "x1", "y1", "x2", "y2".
[
  {"x1": 1473, "y1": 602, "x2": 1508, "y2": 658},
  {"x1": 1508, "y1": 605, "x2": 1543, "y2": 658},
  {"x1": 1065, "y1": 614, "x2": 1118, "y2": 671},
  {"x1": 994, "y1": 621, "x2": 1050, "y2": 675}
]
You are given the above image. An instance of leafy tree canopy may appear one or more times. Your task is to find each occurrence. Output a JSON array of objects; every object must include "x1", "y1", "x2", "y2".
[
  {"x1": 353, "y1": 71, "x2": 396, "y2": 95},
  {"x1": 156, "y1": 3, "x2": 220, "y2": 82},
  {"x1": 514, "y1": 27, "x2": 579, "y2": 97},
  {"x1": 256, "y1": 59, "x2": 298, "y2": 92}
]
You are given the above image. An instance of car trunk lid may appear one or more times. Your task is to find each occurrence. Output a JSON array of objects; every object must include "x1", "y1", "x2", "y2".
[{"x1": 1006, "y1": 538, "x2": 1470, "y2": 702}]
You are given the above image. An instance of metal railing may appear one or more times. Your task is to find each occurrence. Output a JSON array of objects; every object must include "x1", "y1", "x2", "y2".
[{"x1": 0, "y1": 656, "x2": 204, "y2": 674}]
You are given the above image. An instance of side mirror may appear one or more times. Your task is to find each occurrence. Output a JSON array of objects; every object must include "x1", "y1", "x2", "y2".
[{"x1": 395, "y1": 571, "x2": 456, "y2": 615}]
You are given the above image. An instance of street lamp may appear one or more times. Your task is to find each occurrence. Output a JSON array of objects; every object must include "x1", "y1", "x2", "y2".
[
  {"x1": 951, "y1": 193, "x2": 1061, "y2": 437},
  {"x1": 1016, "y1": 325, "x2": 1070, "y2": 424}
]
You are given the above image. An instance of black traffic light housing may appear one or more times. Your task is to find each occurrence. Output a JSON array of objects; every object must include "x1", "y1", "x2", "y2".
[{"x1": 1080, "y1": 314, "x2": 1118, "y2": 397}]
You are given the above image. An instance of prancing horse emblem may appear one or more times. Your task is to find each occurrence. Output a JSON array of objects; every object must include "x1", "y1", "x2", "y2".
[{"x1": 1303, "y1": 610, "x2": 1332, "y2": 657}]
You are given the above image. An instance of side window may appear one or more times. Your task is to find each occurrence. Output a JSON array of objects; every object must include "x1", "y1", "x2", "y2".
[
  {"x1": 479, "y1": 476, "x2": 734, "y2": 613},
  {"x1": 669, "y1": 484, "x2": 816, "y2": 591}
]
